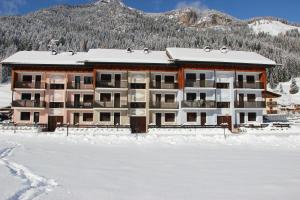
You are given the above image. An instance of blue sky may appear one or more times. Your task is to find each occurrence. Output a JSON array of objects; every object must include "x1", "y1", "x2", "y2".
[{"x1": 0, "y1": 0, "x2": 299, "y2": 23}]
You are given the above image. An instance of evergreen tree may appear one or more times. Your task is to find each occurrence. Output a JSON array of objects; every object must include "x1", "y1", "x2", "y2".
[{"x1": 289, "y1": 78, "x2": 299, "y2": 94}]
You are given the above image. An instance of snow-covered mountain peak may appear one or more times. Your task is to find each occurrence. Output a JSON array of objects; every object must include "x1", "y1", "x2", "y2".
[{"x1": 249, "y1": 19, "x2": 300, "y2": 36}]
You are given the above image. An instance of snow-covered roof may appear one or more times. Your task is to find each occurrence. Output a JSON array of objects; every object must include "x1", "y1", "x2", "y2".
[
  {"x1": 1, "y1": 48, "x2": 276, "y2": 66},
  {"x1": 1, "y1": 51, "x2": 86, "y2": 65},
  {"x1": 166, "y1": 47, "x2": 276, "y2": 66},
  {"x1": 85, "y1": 49, "x2": 171, "y2": 64}
]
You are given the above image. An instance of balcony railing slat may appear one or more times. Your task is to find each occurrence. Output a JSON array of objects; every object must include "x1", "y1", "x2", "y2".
[
  {"x1": 185, "y1": 80, "x2": 215, "y2": 88},
  {"x1": 15, "y1": 81, "x2": 45, "y2": 89},
  {"x1": 96, "y1": 81, "x2": 127, "y2": 88},
  {"x1": 12, "y1": 100, "x2": 46, "y2": 108},
  {"x1": 181, "y1": 100, "x2": 216, "y2": 108},
  {"x1": 234, "y1": 101, "x2": 266, "y2": 108},
  {"x1": 150, "y1": 82, "x2": 178, "y2": 89},
  {"x1": 150, "y1": 101, "x2": 179, "y2": 109}
]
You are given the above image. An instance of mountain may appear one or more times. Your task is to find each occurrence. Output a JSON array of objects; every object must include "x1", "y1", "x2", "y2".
[{"x1": 0, "y1": 0, "x2": 300, "y2": 86}]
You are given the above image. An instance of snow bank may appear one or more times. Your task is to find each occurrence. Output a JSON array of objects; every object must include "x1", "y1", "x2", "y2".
[
  {"x1": 0, "y1": 126, "x2": 299, "y2": 149},
  {"x1": 269, "y1": 77, "x2": 300, "y2": 106},
  {"x1": 0, "y1": 82, "x2": 11, "y2": 107}
]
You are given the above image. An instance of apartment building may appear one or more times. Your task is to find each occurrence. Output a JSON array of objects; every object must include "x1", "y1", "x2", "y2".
[{"x1": 1, "y1": 47, "x2": 276, "y2": 132}]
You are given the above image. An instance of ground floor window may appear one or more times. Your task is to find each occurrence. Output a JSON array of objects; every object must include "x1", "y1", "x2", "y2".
[
  {"x1": 187, "y1": 112, "x2": 197, "y2": 122},
  {"x1": 165, "y1": 113, "x2": 175, "y2": 122},
  {"x1": 20, "y1": 112, "x2": 30, "y2": 121},
  {"x1": 83, "y1": 113, "x2": 93, "y2": 122},
  {"x1": 100, "y1": 112, "x2": 111, "y2": 122},
  {"x1": 248, "y1": 112, "x2": 257, "y2": 121}
]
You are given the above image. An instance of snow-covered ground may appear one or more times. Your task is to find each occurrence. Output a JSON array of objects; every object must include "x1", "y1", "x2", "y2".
[
  {"x1": 249, "y1": 19, "x2": 300, "y2": 36},
  {"x1": 0, "y1": 82, "x2": 11, "y2": 107},
  {"x1": 1, "y1": 128, "x2": 300, "y2": 200}
]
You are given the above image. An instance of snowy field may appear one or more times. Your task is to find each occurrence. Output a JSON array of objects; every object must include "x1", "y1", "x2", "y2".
[{"x1": 1, "y1": 127, "x2": 300, "y2": 200}]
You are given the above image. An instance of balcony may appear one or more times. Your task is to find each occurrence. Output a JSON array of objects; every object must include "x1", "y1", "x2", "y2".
[
  {"x1": 235, "y1": 82, "x2": 264, "y2": 89},
  {"x1": 267, "y1": 102, "x2": 278, "y2": 107},
  {"x1": 181, "y1": 100, "x2": 216, "y2": 108},
  {"x1": 150, "y1": 101, "x2": 179, "y2": 109},
  {"x1": 66, "y1": 102, "x2": 94, "y2": 109},
  {"x1": 67, "y1": 83, "x2": 93, "y2": 90},
  {"x1": 235, "y1": 101, "x2": 266, "y2": 108},
  {"x1": 150, "y1": 82, "x2": 178, "y2": 89},
  {"x1": 96, "y1": 81, "x2": 127, "y2": 88},
  {"x1": 185, "y1": 80, "x2": 215, "y2": 88},
  {"x1": 12, "y1": 100, "x2": 46, "y2": 108},
  {"x1": 15, "y1": 81, "x2": 45, "y2": 89},
  {"x1": 94, "y1": 101, "x2": 128, "y2": 108}
]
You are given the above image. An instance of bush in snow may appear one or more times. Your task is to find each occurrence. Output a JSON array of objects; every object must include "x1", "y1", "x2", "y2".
[{"x1": 289, "y1": 78, "x2": 299, "y2": 94}]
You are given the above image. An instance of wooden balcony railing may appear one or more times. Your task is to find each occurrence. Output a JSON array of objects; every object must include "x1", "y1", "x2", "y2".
[
  {"x1": 235, "y1": 82, "x2": 264, "y2": 89},
  {"x1": 150, "y1": 101, "x2": 179, "y2": 109},
  {"x1": 267, "y1": 102, "x2": 278, "y2": 107},
  {"x1": 94, "y1": 101, "x2": 128, "y2": 108},
  {"x1": 15, "y1": 81, "x2": 46, "y2": 89},
  {"x1": 67, "y1": 83, "x2": 93, "y2": 90},
  {"x1": 66, "y1": 102, "x2": 94, "y2": 109},
  {"x1": 12, "y1": 100, "x2": 46, "y2": 108},
  {"x1": 181, "y1": 100, "x2": 216, "y2": 108},
  {"x1": 185, "y1": 80, "x2": 215, "y2": 88},
  {"x1": 150, "y1": 82, "x2": 179, "y2": 89},
  {"x1": 96, "y1": 81, "x2": 127, "y2": 88},
  {"x1": 234, "y1": 101, "x2": 266, "y2": 108}
]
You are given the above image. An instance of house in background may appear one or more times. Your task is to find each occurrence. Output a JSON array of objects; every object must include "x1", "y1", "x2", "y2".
[
  {"x1": 1, "y1": 47, "x2": 276, "y2": 133},
  {"x1": 262, "y1": 90, "x2": 281, "y2": 114}
]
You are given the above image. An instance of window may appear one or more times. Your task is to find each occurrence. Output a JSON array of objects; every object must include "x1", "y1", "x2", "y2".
[
  {"x1": 20, "y1": 112, "x2": 30, "y2": 121},
  {"x1": 84, "y1": 76, "x2": 93, "y2": 84},
  {"x1": 165, "y1": 94, "x2": 175, "y2": 103},
  {"x1": 130, "y1": 83, "x2": 146, "y2": 89},
  {"x1": 21, "y1": 93, "x2": 31, "y2": 100},
  {"x1": 248, "y1": 112, "x2": 257, "y2": 121},
  {"x1": 187, "y1": 113, "x2": 197, "y2": 122},
  {"x1": 164, "y1": 76, "x2": 175, "y2": 84},
  {"x1": 247, "y1": 94, "x2": 256, "y2": 102},
  {"x1": 187, "y1": 93, "x2": 196, "y2": 101},
  {"x1": 101, "y1": 74, "x2": 112, "y2": 81},
  {"x1": 186, "y1": 73, "x2": 196, "y2": 81},
  {"x1": 200, "y1": 93, "x2": 206, "y2": 100},
  {"x1": 246, "y1": 76, "x2": 255, "y2": 83},
  {"x1": 165, "y1": 113, "x2": 175, "y2": 122},
  {"x1": 100, "y1": 93, "x2": 111, "y2": 102},
  {"x1": 100, "y1": 112, "x2": 111, "y2": 122},
  {"x1": 83, "y1": 113, "x2": 93, "y2": 122},
  {"x1": 50, "y1": 84, "x2": 64, "y2": 89},
  {"x1": 22, "y1": 75, "x2": 32, "y2": 82}
]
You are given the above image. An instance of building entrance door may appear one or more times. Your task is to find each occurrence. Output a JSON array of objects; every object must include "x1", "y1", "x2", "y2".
[
  {"x1": 73, "y1": 113, "x2": 80, "y2": 125},
  {"x1": 130, "y1": 117, "x2": 146, "y2": 133},
  {"x1": 156, "y1": 113, "x2": 162, "y2": 126},
  {"x1": 114, "y1": 113, "x2": 120, "y2": 126},
  {"x1": 48, "y1": 116, "x2": 63, "y2": 132}
]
